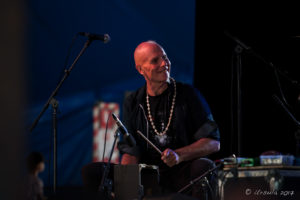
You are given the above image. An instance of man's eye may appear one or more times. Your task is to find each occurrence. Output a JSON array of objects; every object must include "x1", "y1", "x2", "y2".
[{"x1": 151, "y1": 58, "x2": 159, "y2": 64}]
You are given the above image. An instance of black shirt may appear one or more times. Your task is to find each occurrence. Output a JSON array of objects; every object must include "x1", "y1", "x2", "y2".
[
  {"x1": 145, "y1": 85, "x2": 178, "y2": 170},
  {"x1": 119, "y1": 81, "x2": 220, "y2": 170}
]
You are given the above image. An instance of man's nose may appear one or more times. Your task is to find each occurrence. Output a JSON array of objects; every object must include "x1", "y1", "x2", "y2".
[{"x1": 160, "y1": 57, "x2": 168, "y2": 67}]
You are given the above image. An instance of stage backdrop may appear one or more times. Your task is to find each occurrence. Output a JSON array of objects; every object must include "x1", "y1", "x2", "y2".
[{"x1": 25, "y1": 0, "x2": 195, "y2": 187}]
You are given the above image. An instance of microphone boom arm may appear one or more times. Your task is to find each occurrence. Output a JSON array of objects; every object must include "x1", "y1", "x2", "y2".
[{"x1": 29, "y1": 38, "x2": 93, "y2": 132}]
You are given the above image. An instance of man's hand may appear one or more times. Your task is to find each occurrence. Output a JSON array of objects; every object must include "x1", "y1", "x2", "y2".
[
  {"x1": 161, "y1": 148, "x2": 180, "y2": 167},
  {"x1": 121, "y1": 153, "x2": 139, "y2": 165}
]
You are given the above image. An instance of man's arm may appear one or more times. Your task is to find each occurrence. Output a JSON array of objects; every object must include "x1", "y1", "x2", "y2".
[
  {"x1": 161, "y1": 138, "x2": 220, "y2": 167},
  {"x1": 175, "y1": 138, "x2": 220, "y2": 161},
  {"x1": 121, "y1": 153, "x2": 139, "y2": 165}
]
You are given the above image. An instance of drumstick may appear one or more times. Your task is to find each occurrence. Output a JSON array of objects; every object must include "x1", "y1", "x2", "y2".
[{"x1": 136, "y1": 130, "x2": 162, "y2": 155}]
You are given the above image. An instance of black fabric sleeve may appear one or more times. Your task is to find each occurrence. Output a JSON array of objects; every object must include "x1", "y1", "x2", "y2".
[
  {"x1": 185, "y1": 85, "x2": 220, "y2": 141},
  {"x1": 193, "y1": 118, "x2": 220, "y2": 141}
]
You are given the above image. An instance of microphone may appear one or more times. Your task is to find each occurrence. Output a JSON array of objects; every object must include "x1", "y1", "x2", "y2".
[
  {"x1": 111, "y1": 113, "x2": 136, "y2": 147},
  {"x1": 78, "y1": 32, "x2": 110, "y2": 43}
]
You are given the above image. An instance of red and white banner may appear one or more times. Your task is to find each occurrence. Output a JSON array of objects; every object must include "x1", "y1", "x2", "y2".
[{"x1": 93, "y1": 102, "x2": 120, "y2": 163}]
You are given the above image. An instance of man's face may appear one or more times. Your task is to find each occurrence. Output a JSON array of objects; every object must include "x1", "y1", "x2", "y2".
[{"x1": 137, "y1": 43, "x2": 171, "y2": 84}]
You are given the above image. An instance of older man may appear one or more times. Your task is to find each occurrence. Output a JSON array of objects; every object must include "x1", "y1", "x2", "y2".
[{"x1": 118, "y1": 40, "x2": 220, "y2": 199}]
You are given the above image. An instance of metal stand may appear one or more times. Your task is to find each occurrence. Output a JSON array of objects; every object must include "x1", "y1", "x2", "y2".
[
  {"x1": 235, "y1": 45, "x2": 243, "y2": 157},
  {"x1": 29, "y1": 38, "x2": 94, "y2": 194},
  {"x1": 224, "y1": 31, "x2": 251, "y2": 156},
  {"x1": 50, "y1": 98, "x2": 59, "y2": 193},
  {"x1": 98, "y1": 129, "x2": 120, "y2": 199},
  {"x1": 178, "y1": 163, "x2": 223, "y2": 200}
]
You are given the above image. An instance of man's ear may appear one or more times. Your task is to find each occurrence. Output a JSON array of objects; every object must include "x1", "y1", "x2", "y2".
[{"x1": 137, "y1": 66, "x2": 143, "y2": 75}]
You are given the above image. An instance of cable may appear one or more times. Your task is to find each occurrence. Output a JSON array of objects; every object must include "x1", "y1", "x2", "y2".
[
  {"x1": 139, "y1": 104, "x2": 149, "y2": 149},
  {"x1": 102, "y1": 110, "x2": 112, "y2": 162},
  {"x1": 218, "y1": 169, "x2": 232, "y2": 200},
  {"x1": 273, "y1": 64, "x2": 291, "y2": 108}
]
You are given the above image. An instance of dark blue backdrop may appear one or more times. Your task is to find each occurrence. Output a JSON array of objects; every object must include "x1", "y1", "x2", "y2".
[{"x1": 26, "y1": 0, "x2": 195, "y2": 187}]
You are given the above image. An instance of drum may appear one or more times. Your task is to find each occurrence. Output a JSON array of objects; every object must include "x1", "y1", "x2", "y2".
[{"x1": 114, "y1": 164, "x2": 160, "y2": 200}]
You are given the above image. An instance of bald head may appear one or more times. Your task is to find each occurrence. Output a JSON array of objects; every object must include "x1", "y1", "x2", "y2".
[
  {"x1": 134, "y1": 41, "x2": 164, "y2": 70},
  {"x1": 133, "y1": 40, "x2": 171, "y2": 86}
]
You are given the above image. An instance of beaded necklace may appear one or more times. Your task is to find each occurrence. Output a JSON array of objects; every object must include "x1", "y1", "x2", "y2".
[{"x1": 146, "y1": 77, "x2": 176, "y2": 136}]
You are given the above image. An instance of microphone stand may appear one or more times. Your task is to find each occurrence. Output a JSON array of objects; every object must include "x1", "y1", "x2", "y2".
[
  {"x1": 29, "y1": 38, "x2": 94, "y2": 194},
  {"x1": 225, "y1": 30, "x2": 249, "y2": 156},
  {"x1": 50, "y1": 98, "x2": 59, "y2": 193},
  {"x1": 224, "y1": 30, "x2": 294, "y2": 156},
  {"x1": 177, "y1": 163, "x2": 223, "y2": 200},
  {"x1": 98, "y1": 129, "x2": 120, "y2": 199}
]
